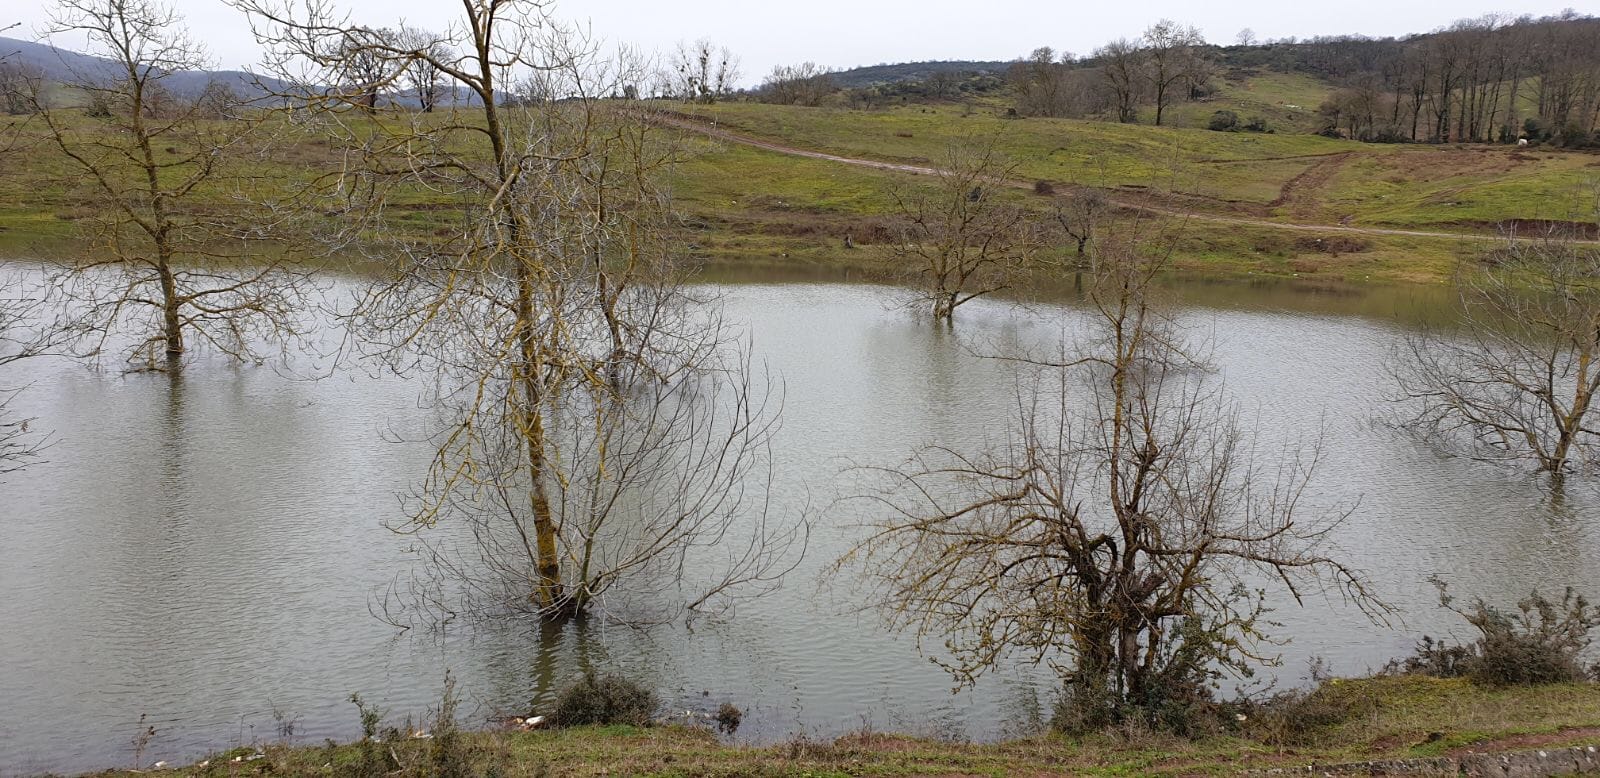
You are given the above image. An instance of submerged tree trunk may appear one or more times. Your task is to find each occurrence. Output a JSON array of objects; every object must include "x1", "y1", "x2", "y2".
[
  {"x1": 158, "y1": 262, "x2": 183, "y2": 359},
  {"x1": 517, "y1": 264, "x2": 563, "y2": 611}
]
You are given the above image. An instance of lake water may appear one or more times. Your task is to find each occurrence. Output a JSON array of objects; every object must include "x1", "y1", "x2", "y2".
[{"x1": 2, "y1": 270, "x2": 1595, "y2": 775}]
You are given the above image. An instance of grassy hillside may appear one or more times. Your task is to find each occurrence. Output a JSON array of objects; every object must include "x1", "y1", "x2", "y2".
[
  {"x1": 828, "y1": 60, "x2": 1012, "y2": 89},
  {"x1": 674, "y1": 101, "x2": 1600, "y2": 232},
  {"x1": 665, "y1": 132, "x2": 1475, "y2": 283},
  {"x1": 1161, "y1": 71, "x2": 1332, "y2": 133},
  {"x1": 4, "y1": 101, "x2": 1592, "y2": 285}
]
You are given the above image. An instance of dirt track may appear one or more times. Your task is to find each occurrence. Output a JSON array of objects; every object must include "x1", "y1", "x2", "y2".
[{"x1": 654, "y1": 112, "x2": 1598, "y2": 246}]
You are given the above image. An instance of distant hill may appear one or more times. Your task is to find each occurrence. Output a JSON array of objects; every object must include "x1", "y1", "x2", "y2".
[
  {"x1": 829, "y1": 60, "x2": 1012, "y2": 89},
  {"x1": 0, "y1": 36, "x2": 288, "y2": 100}
]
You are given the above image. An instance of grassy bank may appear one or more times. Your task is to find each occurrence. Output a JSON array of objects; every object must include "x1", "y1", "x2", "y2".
[
  {"x1": 668, "y1": 137, "x2": 1476, "y2": 284},
  {"x1": 4, "y1": 103, "x2": 1589, "y2": 286},
  {"x1": 673, "y1": 101, "x2": 1600, "y2": 234},
  {"x1": 71, "y1": 676, "x2": 1600, "y2": 777}
]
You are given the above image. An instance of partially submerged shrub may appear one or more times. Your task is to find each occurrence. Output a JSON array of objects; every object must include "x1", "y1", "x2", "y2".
[
  {"x1": 1394, "y1": 579, "x2": 1600, "y2": 686},
  {"x1": 550, "y1": 673, "x2": 658, "y2": 727},
  {"x1": 1395, "y1": 635, "x2": 1473, "y2": 678},
  {"x1": 714, "y1": 702, "x2": 743, "y2": 735}
]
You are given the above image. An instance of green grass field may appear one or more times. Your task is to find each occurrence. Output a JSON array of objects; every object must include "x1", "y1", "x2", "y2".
[
  {"x1": 77, "y1": 676, "x2": 1600, "y2": 777},
  {"x1": 3, "y1": 99, "x2": 1593, "y2": 285},
  {"x1": 672, "y1": 100, "x2": 1600, "y2": 231},
  {"x1": 666, "y1": 123, "x2": 1475, "y2": 283},
  {"x1": 1162, "y1": 71, "x2": 1332, "y2": 134}
]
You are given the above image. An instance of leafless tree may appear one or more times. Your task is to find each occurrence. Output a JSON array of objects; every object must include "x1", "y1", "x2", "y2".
[
  {"x1": 1052, "y1": 188, "x2": 1109, "y2": 258},
  {"x1": 0, "y1": 271, "x2": 63, "y2": 477},
  {"x1": 1319, "y1": 80, "x2": 1383, "y2": 140},
  {"x1": 842, "y1": 216, "x2": 1384, "y2": 732},
  {"x1": 1095, "y1": 38, "x2": 1143, "y2": 124},
  {"x1": 0, "y1": 60, "x2": 37, "y2": 116},
  {"x1": 192, "y1": 78, "x2": 244, "y2": 118},
  {"x1": 667, "y1": 39, "x2": 740, "y2": 104},
  {"x1": 924, "y1": 68, "x2": 962, "y2": 100},
  {"x1": 1141, "y1": 20, "x2": 1207, "y2": 127},
  {"x1": 1008, "y1": 47, "x2": 1072, "y2": 117},
  {"x1": 235, "y1": 0, "x2": 804, "y2": 624},
  {"x1": 0, "y1": 22, "x2": 30, "y2": 148},
  {"x1": 394, "y1": 26, "x2": 450, "y2": 112},
  {"x1": 0, "y1": 27, "x2": 41, "y2": 470},
  {"x1": 1257, "y1": 14, "x2": 1598, "y2": 144},
  {"x1": 757, "y1": 62, "x2": 835, "y2": 106},
  {"x1": 334, "y1": 26, "x2": 402, "y2": 111},
  {"x1": 32, "y1": 0, "x2": 312, "y2": 369},
  {"x1": 888, "y1": 140, "x2": 1036, "y2": 323},
  {"x1": 1390, "y1": 235, "x2": 1600, "y2": 476}
]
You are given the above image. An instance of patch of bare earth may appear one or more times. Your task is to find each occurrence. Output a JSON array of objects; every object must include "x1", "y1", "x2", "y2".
[{"x1": 1447, "y1": 726, "x2": 1600, "y2": 756}]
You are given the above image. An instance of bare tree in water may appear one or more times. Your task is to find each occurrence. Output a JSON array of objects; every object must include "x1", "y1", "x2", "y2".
[
  {"x1": 0, "y1": 24, "x2": 48, "y2": 476},
  {"x1": 1390, "y1": 232, "x2": 1600, "y2": 477},
  {"x1": 843, "y1": 215, "x2": 1384, "y2": 733},
  {"x1": 1053, "y1": 187, "x2": 1109, "y2": 259},
  {"x1": 890, "y1": 140, "x2": 1036, "y2": 323},
  {"x1": 0, "y1": 273, "x2": 61, "y2": 477},
  {"x1": 236, "y1": 0, "x2": 805, "y2": 625},
  {"x1": 32, "y1": 0, "x2": 312, "y2": 370}
]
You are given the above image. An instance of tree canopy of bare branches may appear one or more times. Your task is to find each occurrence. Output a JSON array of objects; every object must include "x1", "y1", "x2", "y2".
[
  {"x1": 234, "y1": 0, "x2": 803, "y2": 625},
  {"x1": 665, "y1": 39, "x2": 739, "y2": 104},
  {"x1": 889, "y1": 140, "x2": 1035, "y2": 323},
  {"x1": 394, "y1": 26, "x2": 451, "y2": 112},
  {"x1": 844, "y1": 218, "x2": 1382, "y2": 732},
  {"x1": 0, "y1": 59, "x2": 37, "y2": 116},
  {"x1": 1006, "y1": 47, "x2": 1100, "y2": 119},
  {"x1": 1390, "y1": 235, "x2": 1600, "y2": 476},
  {"x1": 1094, "y1": 38, "x2": 1144, "y2": 124},
  {"x1": 756, "y1": 62, "x2": 835, "y2": 107},
  {"x1": 1052, "y1": 187, "x2": 1109, "y2": 258},
  {"x1": 1141, "y1": 20, "x2": 1207, "y2": 127},
  {"x1": 0, "y1": 272, "x2": 62, "y2": 478},
  {"x1": 33, "y1": 0, "x2": 312, "y2": 369}
]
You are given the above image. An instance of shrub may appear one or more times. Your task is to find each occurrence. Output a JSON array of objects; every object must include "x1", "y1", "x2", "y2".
[
  {"x1": 430, "y1": 671, "x2": 470, "y2": 778},
  {"x1": 1394, "y1": 579, "x2": 1600, "y2": 686},
  {"x1": 1243, "y1": 115, "x2": 1271, "y2": 133},
  {"x1": 1246, "y1": 679, "x2": 1381, "y2": 747},
  {"x1": 1208, "y1": 110, "x2": 1240, "y2": 132},
  {"x1": 714, "y1": 702, "x2": 743, "y2": 735},
  {"x1": 550, "y1": 673, "x2": 658, "y2": 727},
  {"x1": 1051, "y1": 613, "x2": 1246, "y2": 738},
  {"x1": 1052, "y1": 673, "x2": 1121, "y2": 733},
  {"x1": 1033, "y1": 180, "x2": 1055, "y2": 195},
  {"x1": 1524, "y1": 117, "x2": 1552, "y2": 143},
  {"x1": 347, "y1": 693, "x2": 393, "y2": 777}
]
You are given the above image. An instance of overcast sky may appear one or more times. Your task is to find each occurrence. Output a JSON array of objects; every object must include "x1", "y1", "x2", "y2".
[{"x1": 8, "y1": 0, "x2": 1595, "y2": 83}]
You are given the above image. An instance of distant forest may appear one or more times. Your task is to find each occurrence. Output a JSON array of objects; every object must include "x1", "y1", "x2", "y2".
[
  {"x1": 753, "y1": 12, "x2": 1600, "y2": 147},
  {"x1": 7, "y1": 10, "x2": 1600, "y2": 147}
]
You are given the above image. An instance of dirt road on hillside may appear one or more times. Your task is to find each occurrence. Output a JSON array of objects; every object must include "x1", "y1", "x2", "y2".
[{"x1": 653, "y1": 112, "x2": 1598, "y2": 246}]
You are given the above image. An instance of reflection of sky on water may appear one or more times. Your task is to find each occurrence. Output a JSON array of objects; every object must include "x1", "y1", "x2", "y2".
[{"x1": 0, "y1": 278, "x2": 1592, "y2": 774}]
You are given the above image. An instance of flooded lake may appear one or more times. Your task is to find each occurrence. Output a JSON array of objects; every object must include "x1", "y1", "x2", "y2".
[{"x1": 2, "y1": 270, "x2": 1595, "y2": 774}]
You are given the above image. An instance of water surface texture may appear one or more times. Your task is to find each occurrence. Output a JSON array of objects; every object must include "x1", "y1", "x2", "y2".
[{"x1": 2, "y1": 277, "x2": 1593, "y2": 774}]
